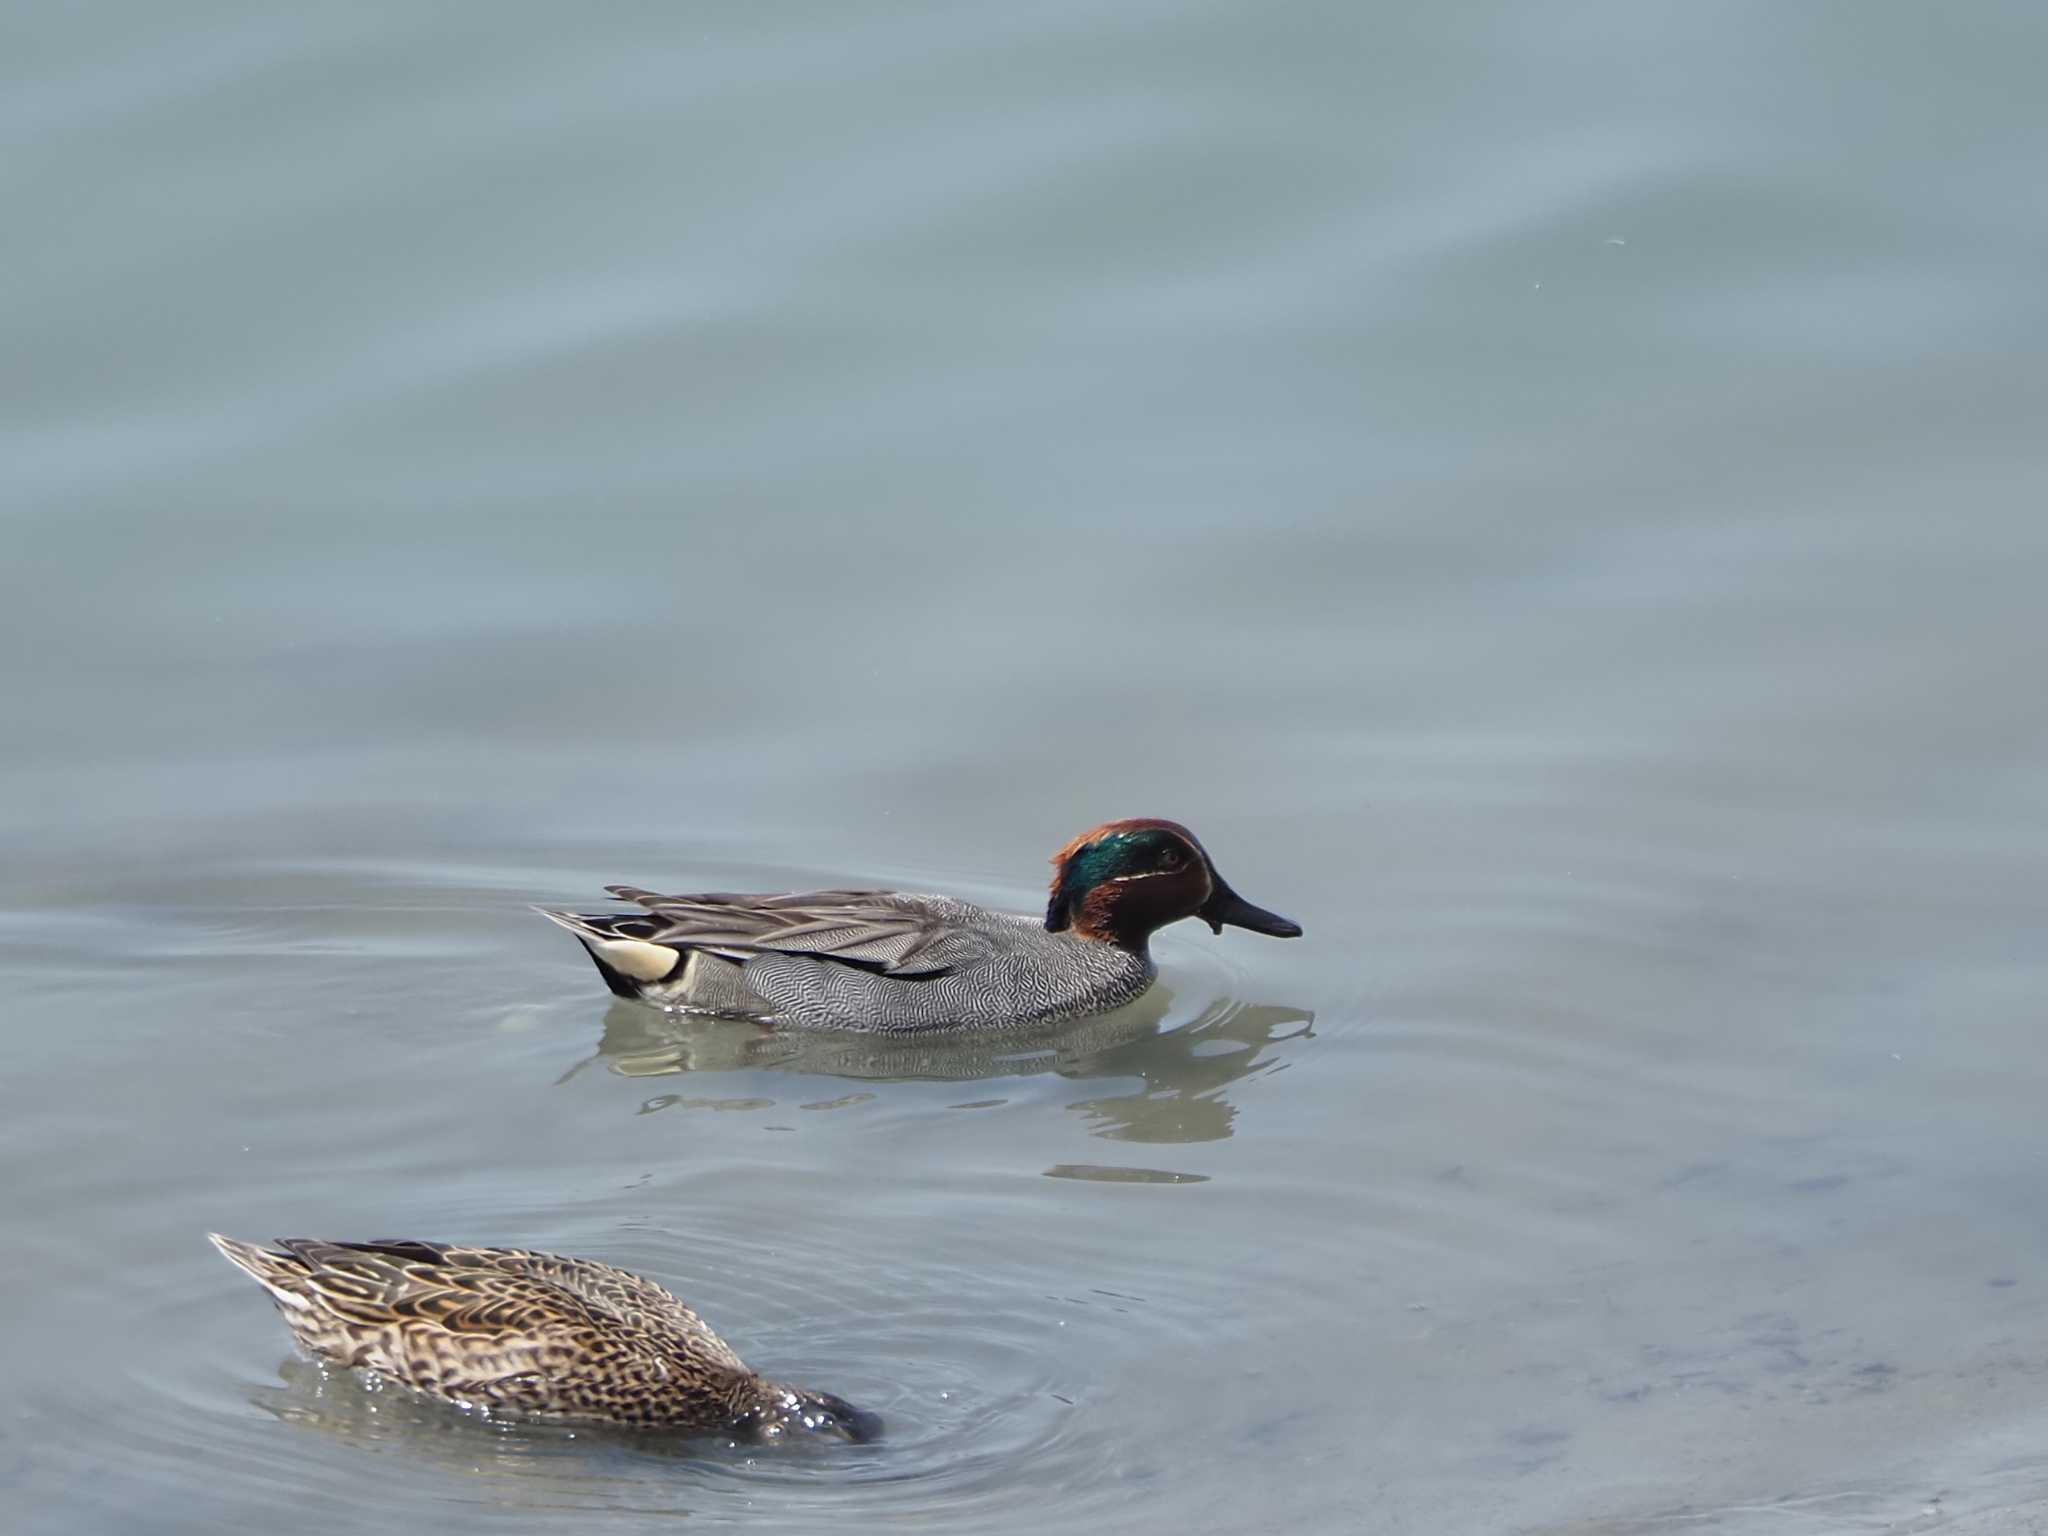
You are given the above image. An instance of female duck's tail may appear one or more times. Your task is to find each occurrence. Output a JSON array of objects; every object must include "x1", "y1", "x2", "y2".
[{"x1": 207, "y1": 1233, "x2": 313, "y2": 1311}]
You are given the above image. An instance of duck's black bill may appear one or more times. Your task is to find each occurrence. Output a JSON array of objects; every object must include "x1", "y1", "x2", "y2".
[{"x1": 1200, "y1": 883, "x2": 1303, "y2": 939}]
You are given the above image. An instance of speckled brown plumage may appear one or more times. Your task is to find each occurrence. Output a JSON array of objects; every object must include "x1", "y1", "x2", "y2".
[{"x1": 209, "y1": 1235, "x2": 878, "y2": 1442}]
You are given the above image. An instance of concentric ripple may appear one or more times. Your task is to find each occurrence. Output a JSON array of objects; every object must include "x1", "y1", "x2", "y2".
[{"x1": 30, "y1": 1194, "x2": 1223, "y2": 1535}]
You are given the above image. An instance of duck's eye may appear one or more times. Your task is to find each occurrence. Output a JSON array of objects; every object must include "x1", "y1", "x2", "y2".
[{"x1": 1157, "y1": 845, "x2": 1185, "y2": 870}]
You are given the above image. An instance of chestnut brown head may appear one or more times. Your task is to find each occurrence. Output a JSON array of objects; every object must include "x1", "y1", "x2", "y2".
[{"x1": 1044, "y1": 818, "x2": 1302, "y2": 953}]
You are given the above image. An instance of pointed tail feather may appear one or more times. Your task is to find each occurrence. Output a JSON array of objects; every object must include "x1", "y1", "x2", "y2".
[
  {"x1": 208, "y1": 1232, "x2": 314, "y2": 1311},
  {"x1": 531, "y1": 905, "x2": 609, "y2": 941}
]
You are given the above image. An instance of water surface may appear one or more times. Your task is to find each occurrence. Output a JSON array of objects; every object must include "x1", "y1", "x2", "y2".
[{"x1": 6, "y1": 3, "x2": 2048, "y2": 1532}]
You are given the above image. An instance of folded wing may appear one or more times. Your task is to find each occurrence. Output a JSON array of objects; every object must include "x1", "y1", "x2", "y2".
[{"x1": 604, "y1": 887, "x2": 1001, "y2": 979}]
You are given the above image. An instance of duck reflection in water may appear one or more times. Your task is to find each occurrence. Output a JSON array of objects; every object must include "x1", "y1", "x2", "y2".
[{"x1": 563, "y1": 991, "x2": 1314, "y2": 1145}]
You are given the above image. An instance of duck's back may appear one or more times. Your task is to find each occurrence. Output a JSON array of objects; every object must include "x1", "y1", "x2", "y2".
[
  {"x1": 374, "y1": 1240, "x2": 745, "y2": 1367},
  {"x1": 541, "y1": 892, "x2": 1152, "y2": 1032}
]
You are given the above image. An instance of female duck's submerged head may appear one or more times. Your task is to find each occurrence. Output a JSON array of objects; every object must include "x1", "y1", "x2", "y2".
[
  {"x1": 731, "y1": 1383, "x2": 885, "y2": 1444},
  {"x1": 1044, "y1": 818, "x2": 1302, "y2": 952}
]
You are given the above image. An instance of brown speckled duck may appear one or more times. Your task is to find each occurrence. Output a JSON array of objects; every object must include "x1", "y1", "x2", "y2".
[
  {"x1": 537, "y1": 817, "x2": 1301, "y2": 1032},
  {"x1": 209, "y1": 1234, "x2": 879, "y2": 1442}
]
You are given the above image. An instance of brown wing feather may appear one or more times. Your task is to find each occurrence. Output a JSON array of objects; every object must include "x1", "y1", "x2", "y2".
[
  {"x1": 403, "y1": 1242, "x2": 746, "y2": 1371},
  {"x1": 604, "y1": 887, "x2": 999, "y2": 978},
  {"x1": 278, "y1": 1240, "x2": 605, "y2": 1333},
  {"x1": 274, "y1": 1239, "x2": 745, "y2": 1372}
]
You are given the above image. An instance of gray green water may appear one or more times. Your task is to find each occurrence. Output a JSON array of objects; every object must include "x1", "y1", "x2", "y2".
[{"x1": 6, "y1": 4, "x2": 2048, "y2": 1532}]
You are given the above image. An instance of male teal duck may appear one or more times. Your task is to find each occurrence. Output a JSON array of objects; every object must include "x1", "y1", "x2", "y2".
[
  {"x1": 209, "y1": 1234, "x2": 879, "y2": 1441},
  {"x1": 537, "y1": 817, "x2": 1301, "y2": 1032}
]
